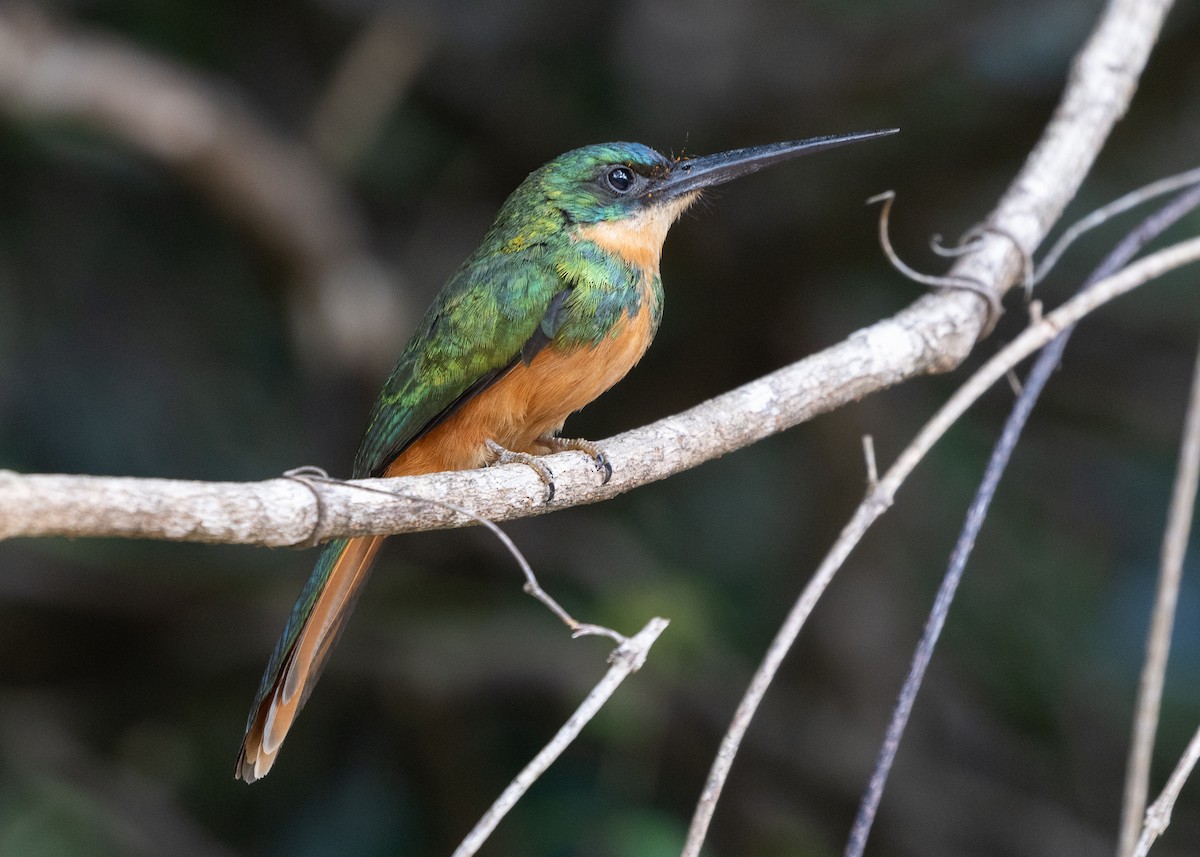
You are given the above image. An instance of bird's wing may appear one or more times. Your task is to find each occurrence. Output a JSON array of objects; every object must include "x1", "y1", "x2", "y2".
[{"x1": 352, "y1": 247, "x2": 571, "y2": 478}]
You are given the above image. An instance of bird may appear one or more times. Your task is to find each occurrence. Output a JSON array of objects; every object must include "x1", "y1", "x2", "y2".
[{"x1": 235, "y1": 128, "x2": 898, "y2": 782}]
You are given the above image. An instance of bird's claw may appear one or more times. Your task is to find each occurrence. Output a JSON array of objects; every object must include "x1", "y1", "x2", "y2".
[
  {"x1": 538, "y1": 435, "x2": 612, "y2": 485},
  {"x1": 486, "y1": 439, "x2": 556, "y2": 501}
]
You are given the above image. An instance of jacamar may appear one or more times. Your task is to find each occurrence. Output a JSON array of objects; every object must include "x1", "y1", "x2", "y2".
[{"x1": 236, "y1": 128, "x2": 897, "y2": 781}]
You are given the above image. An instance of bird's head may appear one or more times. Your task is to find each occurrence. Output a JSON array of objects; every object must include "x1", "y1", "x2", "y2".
[{"x1": 484, "y1": 130, "x2": 898, "y2": 268}]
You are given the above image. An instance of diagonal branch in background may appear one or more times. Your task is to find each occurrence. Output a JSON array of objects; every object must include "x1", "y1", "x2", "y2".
[
  {"x1": 681, "y1": 0, "x2": 1180, "y2": 850},
  {"x1": 849, "y1": 180, "x2": 1200, "y2": 857},
  {"x1": 680, "y1": 234, "x2": 1200, "y2": 857},
  {"x1": 1119, "y1": 284, "x2": 1200, "y2": 852},
  {"x1": 1133, "y1": 720, "x2": 1200, "y2": 857},
  {"x1": 451, "y1": 618, "x2": 670, "y2": 857},
  {"x1": 1124, "y1": 337, "x2": 1200, "y2": 857},
  {"x1": 0, "y1": 3, "x2": 412, "y2": 374}
]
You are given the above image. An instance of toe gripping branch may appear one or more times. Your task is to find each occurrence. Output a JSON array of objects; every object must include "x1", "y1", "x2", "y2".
[
  {"x1": 486, "y1": 435, "x2": 613, "y2": 503},
  {"x1": 538, "y1": 434, "x2": 613, "y2": 485}
]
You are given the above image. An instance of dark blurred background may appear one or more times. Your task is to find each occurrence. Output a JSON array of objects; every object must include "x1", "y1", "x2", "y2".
[{"x1": 2, "y1": 1, "x2": 1200, "y2": 855}]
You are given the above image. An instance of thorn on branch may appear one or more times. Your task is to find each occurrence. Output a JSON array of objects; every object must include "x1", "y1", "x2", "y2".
[
  {"x1": 1005, "y1": 369, "x2": 1024, "y2": 397},
  {"x1": 861, "y1": 434, "x2": 879, "y2": 488}
]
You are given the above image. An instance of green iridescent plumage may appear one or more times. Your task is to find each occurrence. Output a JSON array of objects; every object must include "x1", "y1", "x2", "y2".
[
  {"x1": 246, "y1": 144, "x2": 674, "y2": 725},
  {"x1": 238, "y1": 130, "x2": 898, "y2": 781},
  {"x1": 352, "y1": 142, "x2": 671, "y2": 478}
]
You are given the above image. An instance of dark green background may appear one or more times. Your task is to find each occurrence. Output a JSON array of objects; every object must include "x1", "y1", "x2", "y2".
[{"x1": 3, "y1": 1, "x2": 1200, "y2": 855}]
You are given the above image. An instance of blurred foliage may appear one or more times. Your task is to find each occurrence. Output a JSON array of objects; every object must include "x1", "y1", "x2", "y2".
[{"x1": 2, "y1": 1, "x2": 1200, "y2": 855}]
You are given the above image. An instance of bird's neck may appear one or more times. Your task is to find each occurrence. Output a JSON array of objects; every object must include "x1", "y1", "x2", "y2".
[{"x1": 572, "y1": 192, "x2": 698, "y2": 276}]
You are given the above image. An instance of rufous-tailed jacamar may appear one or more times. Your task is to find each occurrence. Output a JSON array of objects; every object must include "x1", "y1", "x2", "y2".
[{"x1": 236, "y1": 128, "x2": 897, "y2": 781}]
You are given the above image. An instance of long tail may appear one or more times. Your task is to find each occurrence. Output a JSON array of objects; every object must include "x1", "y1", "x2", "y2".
[{"x1": 236, "y1": 534, "x2": 385, "y2": 782}]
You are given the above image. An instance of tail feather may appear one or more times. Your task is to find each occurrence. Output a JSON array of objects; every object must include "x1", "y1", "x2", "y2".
[{"x1": 236, "y1": 534, "x2": 385, "y2": 782}]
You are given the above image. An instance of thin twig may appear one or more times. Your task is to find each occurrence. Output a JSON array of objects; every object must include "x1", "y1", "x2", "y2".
[
  {"x1": 452, "y1": 618, "x2": 669, "y2": 857},
  {"x1": 680, "y1": 235, "x2": 1200, "y2": 857},
  {"x1": 1131, "y1": 724, "x2": 1200, "y2": 857},
  {"x1": 848, "y1": 181, "x2": 1200, "y2": 857},
  {"x1": 284, "y1": 467, "x2": 627, "y2": 645},
  {"x1": 1118, "y1": 327, "x2": 1200, "y2": 857},
  {"x1": 290, "y1": 468, "x2": 652, "y2": 857},
  {"x1": 1034, "y1": 167, "x2": 1200, "y2": 289},
  {"x1": 867, "y1": 191, "x2": 1002, "y2": 333}
]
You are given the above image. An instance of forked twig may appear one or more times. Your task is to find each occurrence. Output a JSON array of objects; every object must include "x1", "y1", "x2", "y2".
[
  {"x1": 452, "y1": 618, "x2": 669, "y2": 857},
  {"x1": 1131, "y1": 724, "x2": 1200, "y2": 857},
  {"x1": 283, "y1": 472, "x2": 667, "y2": 857}
]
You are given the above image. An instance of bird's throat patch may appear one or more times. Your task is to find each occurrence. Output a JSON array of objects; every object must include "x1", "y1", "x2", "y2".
[{"x1": 573, "y1": 191, "x2": 699, "y2": 274}]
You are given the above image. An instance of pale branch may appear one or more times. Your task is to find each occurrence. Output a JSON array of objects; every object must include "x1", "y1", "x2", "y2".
[
  {"x1": 855, "y1": 180, "x2": 1200, "y2": 857},
  {"x1": 680, "y1": 0, "x2": 1179, "y2": 851},
  {"x1": 931, "y1": 0, "x2": 1177, "y2": 315},
  {"x1": 1118, "y1": 333, "x2": 1200, "y2": 857},
  {"x1": 451, "y1": 618, "x2": 669, "y2": 857},
  {"x1": 1132, "y1": 723, "x2": 1200, "y2": 857},
  {"x1": 680, "y1": 236, "x2": 1200, "y2": 857},
  {"x1": 2, "y1": 240, "x2": 1197, "y2": 548},
  {"x1": 0, "y1": 288, "x2": 985, "y2": 546},
  {"x1": 0, "y1": 3, "x2": 407, "y2": 374}
]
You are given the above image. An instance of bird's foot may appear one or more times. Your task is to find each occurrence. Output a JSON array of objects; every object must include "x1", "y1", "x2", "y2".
[
  {"x1": 537, "y1": 434, "x2": 612, "y2": 485},
  {"x1": 486, "y1": 439, "x2": 556, "y2": 501}
]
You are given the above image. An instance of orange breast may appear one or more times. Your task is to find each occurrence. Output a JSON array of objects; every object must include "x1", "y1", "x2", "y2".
[{"x1": 385, "y1": 284, "x2": 657, "y2": 478}]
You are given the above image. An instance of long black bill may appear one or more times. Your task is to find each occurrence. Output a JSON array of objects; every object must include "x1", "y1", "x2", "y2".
[{"x1": 646, "y1": 128, "x2": 898, "y2": 201}]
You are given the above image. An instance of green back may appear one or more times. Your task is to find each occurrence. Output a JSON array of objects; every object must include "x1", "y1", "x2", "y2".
[{"x1": 351, "y1": 142, "x2": 671, "y2": 478}]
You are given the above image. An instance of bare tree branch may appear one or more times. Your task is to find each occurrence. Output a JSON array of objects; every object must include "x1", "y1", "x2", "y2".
[
  {"x1": 1118, "y1": 332, "x2": 1200, "y2": 857},
  {"x1": 1, "y1": 232, "x2": 1196, "y2": 530},
  {"x1": 0, "y1": 1, "x2": 1171, "y2": 538},
  {"x1": 0, "y1": 285, "x2": 990, "y2": 545},
  {"x1": 0, "y1": 0, "x2": 1175, "y2": 549},
  {"x1": 680, "y1": 234, "x2": 1200, "y2": 857},
  {"x1": 2, "y1": 232, "x2": 1197, "y2": 551},
  {"x1": 1132, "y1": 723, "x2": 1200, "y2": 857},
  {"x1": 451, "y1": 618, "x2": 669, "y2": 857}
]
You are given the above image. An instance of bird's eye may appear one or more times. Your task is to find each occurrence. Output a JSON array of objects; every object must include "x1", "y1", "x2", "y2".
[{"x1": 605, "y1": 166, "x2": 634, "y2": 193}]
